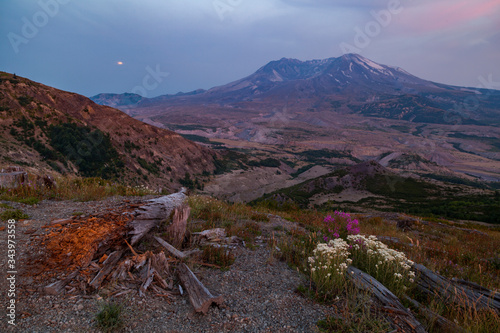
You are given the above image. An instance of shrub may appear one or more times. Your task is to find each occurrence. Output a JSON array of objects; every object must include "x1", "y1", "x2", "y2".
[
  {"x1": 95, "y1": 301, "x2": 124, "y2": 332},
  {"x1": 49, "y1": 123, "x2": 123, "y2": 179}
]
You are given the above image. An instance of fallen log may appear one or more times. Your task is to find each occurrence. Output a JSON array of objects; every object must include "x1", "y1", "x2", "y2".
[
  {"x1": 154, "y1": 236, "x2": 200, "y2": 260},
  {"x1": 129, "y1": 188, "x2": 187, "y2": 245},
  {"x1": 346, "y1": 266, "x2": 426, "y2": 333},
  {"x1": 413, "y1": 263, "x2": 500, "y2": 312},
  {"x1": 89, "y1": 249, "x2": 125, "y2": 289},
  {"x1": 404, "y1": 296, "x2": 466, "y2": 333},
  {"x1": 177, "y1": 263, "x2": 223, "y2": 314}
]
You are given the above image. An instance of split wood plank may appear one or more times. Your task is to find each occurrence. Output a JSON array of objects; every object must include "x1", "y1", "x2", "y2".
[
  {"x1": 177, "y1": 263, "x2": 223, "y2": 314},
  {"x1": 89, "y1": 249, "x2": 125, "y2": 289},
  {"x1": 44, "y1": 270, "x2": 79, "y2": 295}
]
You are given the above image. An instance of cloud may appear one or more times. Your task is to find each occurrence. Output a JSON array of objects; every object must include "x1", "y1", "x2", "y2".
[{"x1": 397, "y1": 0, "x2": 500, "y2": 34}]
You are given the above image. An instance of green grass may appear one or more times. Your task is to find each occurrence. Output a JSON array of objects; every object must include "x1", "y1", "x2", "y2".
[
  {"x1": 0, "y1": 209, "x2": 29, "y2": 221},
  {"x1": 317, "y1": 291, "x2": 391, "y2": 332},
  {"x1": 18, "y1": 197, "x2": 39, "y2": 205},
  {"x1": 0, "y1": 174, "x2": 158, "y2": 202},
  {"x1": 0, "y1": 203, "x2": 13, "y2": 209},
  {"x1": 200, "y1": 246, "x2": 235, "y2": 270},
  {"x1": 95, "y1": 301, "x2": 124, "y2": 332}
]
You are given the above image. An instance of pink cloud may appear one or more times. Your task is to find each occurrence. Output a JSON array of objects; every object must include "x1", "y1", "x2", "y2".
[{"x1": 397, "y1": 0, "x2": 500, "y2": 34}]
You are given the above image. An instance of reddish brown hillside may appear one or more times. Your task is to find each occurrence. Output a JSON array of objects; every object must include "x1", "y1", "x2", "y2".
[{"x1": 0, "y1": 72, "x2": 216, "y2": 190}]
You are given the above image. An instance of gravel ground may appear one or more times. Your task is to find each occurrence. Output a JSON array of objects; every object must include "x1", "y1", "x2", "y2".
[{"x1": 0, "y1": 196, "x2": 335, "y2": 332}]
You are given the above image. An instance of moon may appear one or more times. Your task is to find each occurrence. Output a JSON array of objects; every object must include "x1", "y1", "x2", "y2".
[{"x1": 117, "y1": 61, "x2": 123, "y2": 65}]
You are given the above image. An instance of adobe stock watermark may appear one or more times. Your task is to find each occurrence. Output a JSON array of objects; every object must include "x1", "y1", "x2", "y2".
[
  {"x1": 213, "y1": 0, "x2": 244, "y2": 21},
  {"x1": 6, "y1": 219, "x2": 17, "y2": 326},
  {"x1": 7, "y1": 0, "x2": 72, "y2": 54},
  {"x1": 340, "y1": 0, "x2": 412, "y2": 54},
  {"x1": 131, "y1": 65, "x2": 170, "y2": 98}
]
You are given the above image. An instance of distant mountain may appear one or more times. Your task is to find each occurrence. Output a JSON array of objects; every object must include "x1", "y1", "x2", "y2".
[
  {"x1": 90, "y1": 93, "x2": 145, "y2": 110},
  {"x1": 92, "y1": 54, "x2": 500, "y2": 126},
  {"x1": 0, "y1": 72, "x2": 216, "y2": 190}
]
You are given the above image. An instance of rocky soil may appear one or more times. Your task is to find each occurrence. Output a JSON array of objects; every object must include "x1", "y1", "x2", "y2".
[{"x1": 0, "y1": 196, "x2": 335, "y2": 332}]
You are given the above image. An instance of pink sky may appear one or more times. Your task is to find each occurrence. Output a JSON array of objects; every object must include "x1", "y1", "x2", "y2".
[{"x1": 398, "y1": 0, "x2": 500, "y2": 34}]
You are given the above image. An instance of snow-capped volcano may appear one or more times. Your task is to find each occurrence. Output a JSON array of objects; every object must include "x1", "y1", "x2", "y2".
[{"x1": 92, "y1": 54, "x2": 500, "y2": 126}]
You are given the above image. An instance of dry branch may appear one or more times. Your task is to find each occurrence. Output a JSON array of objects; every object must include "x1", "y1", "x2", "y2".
[
  {"x1": 154, "y1": 236, "x2": 200, "y2": 260},
  {"x1": 177, "y1": 263, "x2": 223, "y2": 314}
]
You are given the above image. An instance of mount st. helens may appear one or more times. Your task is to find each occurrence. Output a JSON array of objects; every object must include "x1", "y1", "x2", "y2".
[
  {"x1": 0, "y1": 72, "x2": 216, "y2": 190},
  {"x1": 92, "y1": 53, "x2": 500, "y2": 125},
  {"x1": 91, "y1": 54, "x2": 500, "y2": 183}
]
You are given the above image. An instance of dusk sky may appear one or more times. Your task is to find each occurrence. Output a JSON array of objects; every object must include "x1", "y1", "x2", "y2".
[{"x1": 2, "y1": 0, "x2": 500, "y2": 98}]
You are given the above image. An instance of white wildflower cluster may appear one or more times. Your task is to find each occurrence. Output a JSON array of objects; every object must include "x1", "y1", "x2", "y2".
[
  {"x1": 347, "y1": 234, "x2": 414, "y2": 269},
  {"x1": 308, "y1": 238, "x2": 352, "y2": 291},
  {"x1": 347, "y1": 234, "x2": 416, "y2": 295},
  {"x1": 307, "y1": 233, "x2": 417, "y2": 297}
]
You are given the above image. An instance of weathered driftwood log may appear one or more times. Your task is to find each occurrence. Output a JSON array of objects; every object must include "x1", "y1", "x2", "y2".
[
  {"x1": 404, "y1": 296, "x2": 466, "y2": 333},
  {"x1": 413, "y1": 263, "x2": 500, "y2": 312},
  {"x1": 154, "y1": 236, "x2": 200, "y2": 260},
  {"x1": 346, "y1": 266, "x2": 426, "y2": 333},
  {"x1": 166, "y1": 204, "x2": 190, "y2": 249},
  {"x1": 89, "y1": 249, "x2": 125, "y2": 289},
  {"x1": 44, "y1": 270, "x2": 79, "y2": 295},
  {"x1": 128, "y1": 188, "x2": 187, "y2": 245},
  {"x1": 178, "y1": 263, "x2": 223, "y2": 314}
]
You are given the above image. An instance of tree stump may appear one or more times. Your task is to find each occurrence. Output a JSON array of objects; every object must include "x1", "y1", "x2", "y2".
[
  {"x1": 128, "y1": 188, "x2": 187, "y2": 245},
  {"x1": 0, "y1": 168, "x2": 28, "y2": 189},
  {"x1": 166, "y1": 204, "x2": 190, "y2": 249}
]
